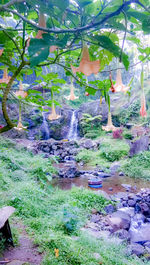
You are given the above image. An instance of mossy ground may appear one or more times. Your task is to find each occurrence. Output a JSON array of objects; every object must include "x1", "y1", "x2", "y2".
[{"x1": 0, "y1": 135, "x2": 150, "y2": 264}]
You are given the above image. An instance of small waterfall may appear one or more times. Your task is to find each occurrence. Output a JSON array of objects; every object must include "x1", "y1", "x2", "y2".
[
  {"x1": 41, "y1": 112, "x2": 50, "y2": 140},
  {"x1": 68, "y1": 110, "x2": 79, "y2": 140}
]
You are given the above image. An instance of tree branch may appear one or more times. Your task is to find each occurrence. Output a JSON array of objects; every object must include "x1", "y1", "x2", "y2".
[
  {"x1": 1, "y1": 0, "x2": 149, "y2": 34},
  {"x1": 0, "y1": 0, "x2": 23, "y2": 8},
  {"x1": 2, "y1": 29, "x2": 22, "y2": 56}
]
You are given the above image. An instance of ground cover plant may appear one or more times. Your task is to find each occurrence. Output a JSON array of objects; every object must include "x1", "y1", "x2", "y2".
[
  {"x1": 76, "y1": 137, "x2": 130, "y2": 168},
  {"x1": 0, "y1": 136, "x2": 150, "y2": 265}
]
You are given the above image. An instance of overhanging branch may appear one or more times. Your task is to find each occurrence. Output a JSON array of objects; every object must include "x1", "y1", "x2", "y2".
[{"x1": 1, "y1": 0, "x2": 149, "y2": 34}]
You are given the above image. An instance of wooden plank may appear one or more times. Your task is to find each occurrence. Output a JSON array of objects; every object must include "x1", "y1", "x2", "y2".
[{"x1": 0, "y1": 207, "x2": 15, "y2": 229}]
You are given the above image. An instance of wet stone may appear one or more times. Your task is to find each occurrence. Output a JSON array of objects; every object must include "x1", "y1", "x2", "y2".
[
  {"x1": 113, "y1": 229, "x2": 131, "y2": 241},
  {"x1": 127, "y1": 243, "x2": 145, "y2": 256},
  {"x1": 104, "y1": 204, "x2": 116, "y2": 214},
  {"x1": 128, "y1": 199, "x2": 136, "y2": 207}
]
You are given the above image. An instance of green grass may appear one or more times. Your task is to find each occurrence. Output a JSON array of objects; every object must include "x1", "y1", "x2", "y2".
[
  {"x1": 121, "y1": 151, "x2": 150, "y2": 180},
  {"x1": 0, "y1": 135, "x2": 149, "y2": 264},
  {"x1": 76, "y1": 137, "x2": 130, "y2": 168}
]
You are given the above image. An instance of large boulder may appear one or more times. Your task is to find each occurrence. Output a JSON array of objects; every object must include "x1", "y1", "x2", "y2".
[
  {"x1": 129, "y1": 136, "x2": 149, "y2": 157},
  {"x1": 107, "y1": 210, "x2": 131, "y2": 232}
]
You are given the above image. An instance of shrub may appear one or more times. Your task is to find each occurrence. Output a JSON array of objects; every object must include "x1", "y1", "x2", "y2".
[
  {"x1": 123, "y1": 130, "x2": 133, "y2": 140},
  {"x1": 121, "y1": 151, "x2": 150, "y2": 180},
  {"x1": 63, "y1": 208, "x2": 79, "y2": 234},
  {"x1": 76, "y1": 149, "x2": 93, "y2": 163},
  {"x1": 100, "y1": 138, "x2": 129, "y2": 162}
]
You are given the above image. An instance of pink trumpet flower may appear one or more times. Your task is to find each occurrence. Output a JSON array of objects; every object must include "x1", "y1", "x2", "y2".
[
  {"x1": 48, "y1": 102, "x2": 61, "y2": 121},
  {"x1": 15, "y1": 81, "x2": 28, "y2": 98},
  {"x1": 27, "y1": 13, "x2": 58, "y2": 53},
  {"x1": 0, "y1": 68, "x2": 11, "y2": 84},
  {"x1": 114, "y1": 69, "x2": 129, "y2": 93},
  {"x1": 102, "y1": 112, "x2": 117, "y2": 132},
  {"x1": 140, "y1": 91, "x2": 147, "y2": 117},
  {"x1": 71, "y1": 45, "x2": 100, "y2": 76},
  {"x1": 0, "y1": 48, "x2": 4, "y2": 56}
]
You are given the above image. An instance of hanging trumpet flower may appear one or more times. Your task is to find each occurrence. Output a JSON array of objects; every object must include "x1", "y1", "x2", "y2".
[
  {"x1": 27, "y1": 12, "x2": 58, "y2": 53},
  {"x1": 65, "y1": 77, "x2": 79, "y2": 101},
  {"x1": 102, "y1": 111, "x2": 117, "y2": 132},
  {"x1": 0, "y1": 48, "x2": 4, "y2": 56},
  {"x1": 114, "y1": 64, "x2": 129, "y2": 93},
  {"x1": 109, "y1": 71, "x2": 115, "y2": 93},
  {"x1": 14, "y1": 81, "x2": 28, "y2": 130},
  {"x1": 0, "y1": 68, "x2": 11, "y2": 84},
  {"x1": 35, "y1": 12, "x2": 46, "y2": 39},
  {"x1": 48, "y1": 90, "x2": 60, "y2": 120},
  {"x1": 71, "y1": 44, "x2": 100, "y2": 76},
  {"x1": 140, "y1": 69, "x2": 147, "y2": 118}
]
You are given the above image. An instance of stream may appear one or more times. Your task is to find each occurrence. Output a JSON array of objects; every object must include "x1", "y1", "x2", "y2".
[{"x1": 52, "y1": 163, "x2": 150, "y2": 194}]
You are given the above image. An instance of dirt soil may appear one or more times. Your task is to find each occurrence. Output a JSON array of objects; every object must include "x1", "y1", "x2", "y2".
[{"x1": 0, "y1": 222, "x2": 43, "y2": 265}]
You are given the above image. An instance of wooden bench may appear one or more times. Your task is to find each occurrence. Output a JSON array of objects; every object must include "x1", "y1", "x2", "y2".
[{"x1": 0, "y1": 206, "x2": 15, "y2": 246}]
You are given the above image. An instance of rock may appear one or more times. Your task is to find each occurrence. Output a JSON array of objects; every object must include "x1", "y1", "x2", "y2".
[
  {"x1": 140, "y1": 202, "x2": 150, "y2": 217},
  {"x1": 104, "y1": 204, "x2": 116, "y2": 214},
  {"x1": 118, "y1": 207, "x2": 135, "y2": 217},
  {"x1": 80, "y1": 139, "x2": 95, "y2": 149},
  {"x1": 128, "y1": 199, "x2": 136, "y2": 207},
  {"x1": 144, "y1": 241, "x2": 150, "y2": 248},
  {"x1": 107, "y1": 211, "x2": 131, "y2": 232},
  {"x1": 110, "y1": 162, "x2": 121, "y2": 175},
  {"x1": 96, "y1": 172, "x2": 111, "y2": 178},
  {"x1": 119, "y1": 172, "x2": 125, "y2": 176},
  {"x1": 145, "y1": 247, "x2": 150, "y2": 254},
  {"x1": 91, "y1": 209, "x2": 98, "y2": 214},
  {"x1": 130, "y1": 223, "x2": 150, "y2": 243},
  {"x1": 113, "y1": 229, "x2": 131, "y2": 241},
  {"x1": 129, "y1": 136, "x2": 149, "y2": 157},
  {"x1": 90, "y1": 214, "x2": 101, "y2": 223},
  {"x1": 112, "y1": 192, "x2": 128, "y2": 201},
  {"x1": 108, "y1": 210, "x2": 131, "y2": 232},
  {"x1": 127, "y1": 243, "x2": 145, "y2": 256}
]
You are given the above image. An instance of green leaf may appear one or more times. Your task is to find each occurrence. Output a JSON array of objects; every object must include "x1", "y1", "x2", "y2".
[
  {"x1": 142, "y1": 17, "x2": 150, "y2": 33},
  {"x1": 89, "y1": 35, "x2": 129, "y2": 70},
  {"x1": 28, "y1": 38, "x2": 49, "y2": 67},
  {"x1": 127, "y1": 10, "x2": 148, "y2": 22},
  {"x1": 77, "y1": 0, "x2": 93, "y2": 7}
]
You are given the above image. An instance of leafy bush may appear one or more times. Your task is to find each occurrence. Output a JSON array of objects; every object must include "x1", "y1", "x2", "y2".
[
  {"x1": 76, "y1": 149, "x2": 93, "y2": 163},
  {"x1": 119, "y1": 100, "x2": 140, "y2": 125},
  {"x1": 121, "y1": 151, "x2": 150, "y2": 179},
  {"x1": 100, "y1": 138, "x2": 129, "y2": 162},
  {"x1": 63, "y1": 208, "x2": 79, "y2": 234},
  {"x1": 123, "y1": 130, "x2": 133, "y2": 140},
  {"x1": 80, "y1": 113, "x2": 105, "y2": 139}
]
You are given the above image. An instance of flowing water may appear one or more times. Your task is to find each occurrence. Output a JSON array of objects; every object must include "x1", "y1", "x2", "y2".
[
  {"x1": 41, "y1": 112, "x2": 50, "y2": 140},
  {"x1": 68, "y1": 110, "x2": 79, "y2": 140}
]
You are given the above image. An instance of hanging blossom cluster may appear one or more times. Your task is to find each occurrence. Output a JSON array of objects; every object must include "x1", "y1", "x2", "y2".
[
  {"x1": 14, "y1": 81, "x2": 28, "y2": 130},
  {"x1": 0, "y1": 68, "x2": 11, "y2": 84},
  {"x1": 27, "y1": 12, "x2": 58, "y2": 53},
  {"x1": 71, "y1": 45, "x2": 100, "y2": 76},
  {"x1": 140, "y1": 90, "x2": 147, "y2": 118}
]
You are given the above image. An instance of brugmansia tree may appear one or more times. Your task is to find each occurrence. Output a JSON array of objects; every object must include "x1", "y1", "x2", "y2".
[{"x1": 0, "y1": 0, "x2": 150, "y2": 133}]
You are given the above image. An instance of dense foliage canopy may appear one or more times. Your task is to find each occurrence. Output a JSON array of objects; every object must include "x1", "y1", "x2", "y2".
[{"x1": 0, "y1": 0, "x2": 150, "y2": 132}]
